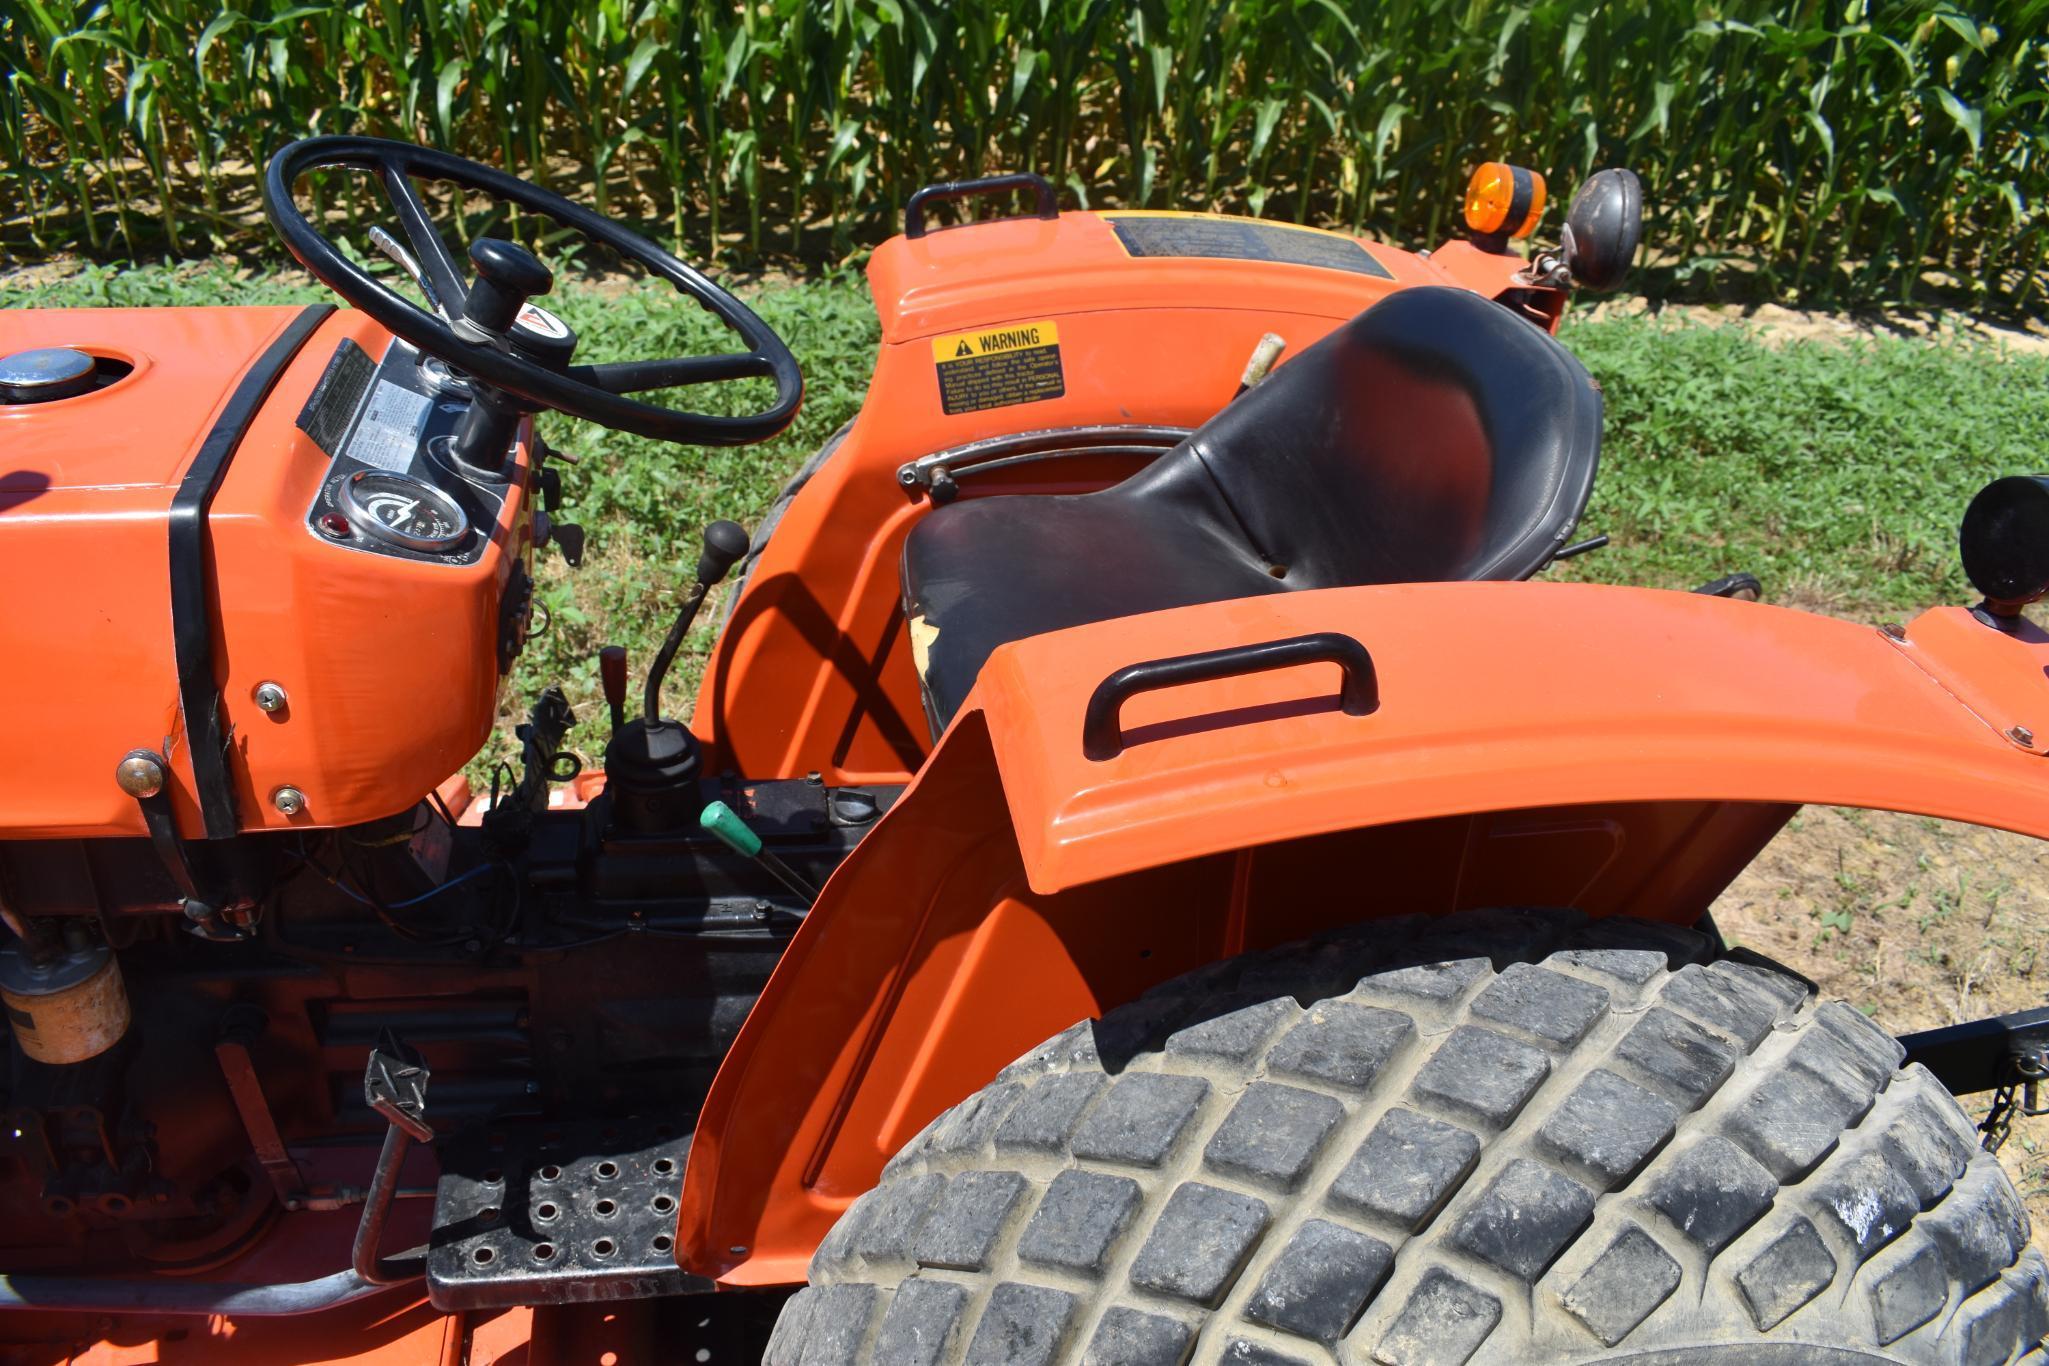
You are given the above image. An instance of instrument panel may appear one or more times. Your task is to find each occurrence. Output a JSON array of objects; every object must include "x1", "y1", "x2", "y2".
[{"x1": 296, "y1": 336, "x2": 509, "y2": 566}]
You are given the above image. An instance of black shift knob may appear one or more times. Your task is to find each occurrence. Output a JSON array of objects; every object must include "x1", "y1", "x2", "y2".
[
  {"x1": 463, "y1": 238, "x2": 553, "y2": 336},
  {"x1": 696, "y1": 521, "x2": 751, "y2": 586}
]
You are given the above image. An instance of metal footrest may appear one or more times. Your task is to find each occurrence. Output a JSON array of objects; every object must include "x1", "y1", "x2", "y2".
[{"x1": 426, "y1": 1118, "x2": 711, "y2": 1309}]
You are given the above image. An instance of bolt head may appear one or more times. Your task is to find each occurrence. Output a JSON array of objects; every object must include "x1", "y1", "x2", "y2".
[
  {"x1": 2011, "y1": 726, "x2": 2036, "y2": 749},
  {"x1": 114, "y1": 752, "x2": 165, "y2": 799},
  {"x1": 253, "y1": 682, "x2": 288, "y2": 713},
  {"x1": 271, "y1": 786, "x2": 306, "y2": 816}
]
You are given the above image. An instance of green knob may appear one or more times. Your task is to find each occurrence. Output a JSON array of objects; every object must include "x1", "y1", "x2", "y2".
[{"x1": 699, "y1": 799, "x2": 763, "y2": 859}]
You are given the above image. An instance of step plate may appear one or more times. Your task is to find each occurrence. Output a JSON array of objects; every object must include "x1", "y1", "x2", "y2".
[{"x1": 427, "y1": 1118, "x2": 711, "y2": 1309}]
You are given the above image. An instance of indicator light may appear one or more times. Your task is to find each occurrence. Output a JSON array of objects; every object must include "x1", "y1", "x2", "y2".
[{"x1": 1464, "y1": 162, "x2": 1547, "y2": 240}]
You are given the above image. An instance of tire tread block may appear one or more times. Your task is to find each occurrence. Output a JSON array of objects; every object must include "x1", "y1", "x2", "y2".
[
  {"x1": 1129, "y1": 1181, "x2": 1271, "y2": 1307},
  {"x1": 1558, "y1": 1223, "x2": 1682, "y2": 1347},
  {"x1": 1733, "y1": 1217, "x2": 1837, "y2": 1330},
  {"x1": 1330, "y1": 1107, "x2": 1481, "y2": 1232},
  {"x1": 1368, "y1": 1267, "x2": 1502, "y2": 1366}
]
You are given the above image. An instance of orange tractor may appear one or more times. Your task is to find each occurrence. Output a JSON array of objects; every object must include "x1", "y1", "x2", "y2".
[{"x1": 1, "y1": 137, "x2": 2046, "y2": 1364}]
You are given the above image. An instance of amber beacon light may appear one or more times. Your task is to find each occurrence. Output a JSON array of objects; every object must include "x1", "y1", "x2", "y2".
[{"x1": 1464, "y1": 161, "x2": 1547, "y2": 240}]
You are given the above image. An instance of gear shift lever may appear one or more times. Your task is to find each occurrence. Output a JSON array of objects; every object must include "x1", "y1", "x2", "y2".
[{"x1": 601, "y1": 521, "x2": 751, "y2": 834}]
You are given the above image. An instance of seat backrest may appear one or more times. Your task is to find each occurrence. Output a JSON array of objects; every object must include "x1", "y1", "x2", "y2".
[{"x1": 1184, "y1": 286, "x2": 1602, "y2": 587}]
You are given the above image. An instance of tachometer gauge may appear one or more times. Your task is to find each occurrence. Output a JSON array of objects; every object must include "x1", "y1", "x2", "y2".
[{"x1": 338, "y1": 470, "x2": 470, "y2": 553}]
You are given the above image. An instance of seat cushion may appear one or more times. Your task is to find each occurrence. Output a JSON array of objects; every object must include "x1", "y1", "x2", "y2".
[{"x1": 902, "y1": 452, "x2": 1284, "y2": 733}]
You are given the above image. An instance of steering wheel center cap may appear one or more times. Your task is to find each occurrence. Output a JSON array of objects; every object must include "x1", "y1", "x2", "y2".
[
  {"x1": 514, "y1": 303, "x2": 570, "y2": 342},
  {"x1": 508, "y1": 302, "x2": 578, "y2": 368}
]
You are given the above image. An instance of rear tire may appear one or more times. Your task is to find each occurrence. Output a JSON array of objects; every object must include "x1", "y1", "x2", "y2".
[{"x1": 766, "y1": 909, "x2": 2049, "y2": 1364}]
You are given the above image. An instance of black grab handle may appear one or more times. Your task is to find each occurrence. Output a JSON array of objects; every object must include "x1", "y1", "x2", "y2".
[
  {"x1": 1082, "y1": 633, "x2": 1379, "y2": 761},
  {"x1": 904, "y1": 173, "x2": 1058, "y2": 239}
]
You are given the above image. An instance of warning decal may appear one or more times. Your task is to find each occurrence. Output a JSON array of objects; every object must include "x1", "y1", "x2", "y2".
[
  {"x1": 931, "y1": 319, "x2": 1064, "y2": 415},
  {"x1": 295, "y1": 339, "x2": 375, "y2": 457},
  {"x1": 1105, "y1": 214, "x2": 1393, "y2": 280},
  {"x1": 345, "y1": 379, "x2": 433, "y2": 473}
]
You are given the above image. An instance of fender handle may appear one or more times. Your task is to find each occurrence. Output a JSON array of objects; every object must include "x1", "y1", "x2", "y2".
[
  {"x1": 905, "y1": 173, "x2": 1058, "y2": 239},
  {"x1": 1082, "y1": 632, "x2": 1379, "y2": 761}
]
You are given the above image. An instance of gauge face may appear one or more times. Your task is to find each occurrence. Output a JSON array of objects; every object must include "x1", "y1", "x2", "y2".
[{"x1": 338, "y1": 470, "x2": 469, "y2": 553}]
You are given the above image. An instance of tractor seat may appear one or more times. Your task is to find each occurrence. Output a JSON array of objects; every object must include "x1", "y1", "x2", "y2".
[{"x1": 899, "y1": 286, "x2": 1603, "y2": 734}]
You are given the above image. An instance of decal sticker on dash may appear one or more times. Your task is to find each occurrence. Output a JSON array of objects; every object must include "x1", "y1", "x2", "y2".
[{"x1": 930, "y1": 319, "x2": 1064, "y2": 415}]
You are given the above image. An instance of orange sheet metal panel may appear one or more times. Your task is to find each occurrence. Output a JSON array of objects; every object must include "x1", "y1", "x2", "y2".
[
  {"x1": 681, "y1": 583, "x2": 2049, "y2": 1283},
  {"x1": 695, "y1": 215, "x2": 1541, "y2": 784},
  {"x1": 206, "y1": 314, "x2": 532, "y2": 836},
  {"x1": 0, "y1": 308, "x2": 530, "y2": 838},
  {"x1": 972, "y1": 584, "x2": 2049, "y2": 892},
  {"x1": 0, "y1": 307, "x2": 302, "y2": 839}
]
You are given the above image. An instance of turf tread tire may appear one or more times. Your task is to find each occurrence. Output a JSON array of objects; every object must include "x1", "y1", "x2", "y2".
[{"x1": 766, "y1": 910, "x2": 2049, "y2": 1364}]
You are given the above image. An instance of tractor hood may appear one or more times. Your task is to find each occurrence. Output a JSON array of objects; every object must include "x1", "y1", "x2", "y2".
[{"x1": 0, "y1": 307, "x2": 313, "y2": 496}]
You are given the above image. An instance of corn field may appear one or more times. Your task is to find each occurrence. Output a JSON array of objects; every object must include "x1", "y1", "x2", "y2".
[{"x1": 3, "y1": 1, "x2": 2045, "y2": 307}]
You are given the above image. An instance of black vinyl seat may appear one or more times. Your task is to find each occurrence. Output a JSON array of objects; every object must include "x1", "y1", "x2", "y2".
[{"x1": 900, "y1": 286, "x2": 1603, "y2": 733}]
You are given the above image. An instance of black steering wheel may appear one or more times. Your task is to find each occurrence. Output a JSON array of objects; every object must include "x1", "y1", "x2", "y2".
[{"x1": 262, "y1": 136, "x2": 802, "y2": 447}]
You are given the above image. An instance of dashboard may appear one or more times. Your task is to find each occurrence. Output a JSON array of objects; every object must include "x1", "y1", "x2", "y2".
[{"x1": 295, "y1": 336, "x2": 513, "y2": 567}]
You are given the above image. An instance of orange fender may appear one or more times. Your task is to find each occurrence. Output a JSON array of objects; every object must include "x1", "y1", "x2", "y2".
[{"x1": 679, "y1": 582, "x2": 2049, "y2": 1285}]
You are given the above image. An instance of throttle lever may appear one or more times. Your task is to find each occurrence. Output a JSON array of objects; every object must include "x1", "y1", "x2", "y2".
[{"x1": 366, "y1": 226, "x2": 451, "y2": 320}]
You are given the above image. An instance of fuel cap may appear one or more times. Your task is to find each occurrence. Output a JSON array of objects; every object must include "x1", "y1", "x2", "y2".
[{"x1": 0, "y1": 347, "x2": 97, "y2": 403}]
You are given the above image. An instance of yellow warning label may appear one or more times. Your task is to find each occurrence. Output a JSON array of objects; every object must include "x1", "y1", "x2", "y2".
[{"x1": 931, "y1": 319, "x2": 1064, "y2": 415}]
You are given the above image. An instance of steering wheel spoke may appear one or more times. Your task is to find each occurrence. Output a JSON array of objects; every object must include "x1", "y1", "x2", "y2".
[
  {"x1": 376, "y1": 165, "x2": 470, "y2": 318},
  {"x1": 570, "y1": 353, "x2": 774, "y2": 395}
]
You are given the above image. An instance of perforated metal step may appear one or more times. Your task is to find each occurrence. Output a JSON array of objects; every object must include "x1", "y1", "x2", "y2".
[{"x1": 426, "y1": 1118, "x2": 711, "y2": 1309}]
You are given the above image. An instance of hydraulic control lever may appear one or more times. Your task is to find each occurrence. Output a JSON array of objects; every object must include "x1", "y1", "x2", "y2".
[
  {"x1": 600, "y1": 521, "x2": 751, "y2": 834},
  {"x1": 643, "y1": 520, "x2": 751, "y2": 721}
]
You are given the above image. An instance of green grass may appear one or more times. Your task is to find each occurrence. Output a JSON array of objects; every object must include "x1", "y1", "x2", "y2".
[
  {"x1": 1555, "y1": 314, "x2": 2049, "y2": 610},
  {"x1": 11, "y1": 260, "x2": 2048, "y2": 778}
]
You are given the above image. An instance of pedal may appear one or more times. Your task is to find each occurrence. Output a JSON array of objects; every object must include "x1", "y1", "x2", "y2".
[{"x1": 425, "y1": 1118, "x2": 711, "y2": 1309}]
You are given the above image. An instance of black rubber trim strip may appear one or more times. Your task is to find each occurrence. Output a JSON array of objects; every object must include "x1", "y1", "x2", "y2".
[
  {"x1": 171, "y1": 303, "x2": 335, "y2": 839},
  {"x1": 1505, "y1": 165, "x2": 1535, "y2": 236}
]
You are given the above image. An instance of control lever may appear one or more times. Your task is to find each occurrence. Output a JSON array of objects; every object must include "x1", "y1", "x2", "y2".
[
  {"x1": 599, "y1": 646, "x2": 629, "y2": 732},
  {"x1": 456, "y1": 238, "x2": 553, "y2": 344},
  {"x1": 531, "y1": 461, "x2": 584, "y2": 566},
  {"x1": 700, "y1": 800, "x2": 819, "y2": 905},
  {"x1": 447, "y1": 238, "x2": 577, "y2": 476},
  {"x1": 551, "y1": 521, "x2": 586, "y2": 568},
  {"x1": 366, "y1": 226, "x2": 451, "y2": 321},
  {"x1": 643, "y1": 521, "x2": 751, "y2": 721},
  {"x1": 600, "y1": 521, "x2": 750, "y2": 835}
]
